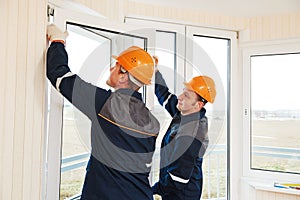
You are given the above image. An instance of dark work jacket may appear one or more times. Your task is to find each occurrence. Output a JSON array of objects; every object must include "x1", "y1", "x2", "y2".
[
  {"x1": 47, "y1": 42, "x2": 160, "y2": 200},
  {"x1": 152, "y1": 71, "x2": 209, "y2": 200}
]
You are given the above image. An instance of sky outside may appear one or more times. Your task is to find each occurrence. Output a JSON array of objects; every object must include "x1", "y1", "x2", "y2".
[{"x1": 251, "y1": 53, "x2": 300, "y2": 111}]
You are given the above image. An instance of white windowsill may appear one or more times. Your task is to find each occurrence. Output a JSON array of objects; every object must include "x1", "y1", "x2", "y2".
[{"x1": 248, "y1": 181, "x2": 300, "y2": 196}]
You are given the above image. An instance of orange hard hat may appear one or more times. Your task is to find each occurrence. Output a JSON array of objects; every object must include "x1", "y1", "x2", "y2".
[
  {"x1": 184, "y1": 76, "x2": 216, "y2": 103},
  {"x1": 113, "y1": 46, "x2": 154, "y2": 85}
]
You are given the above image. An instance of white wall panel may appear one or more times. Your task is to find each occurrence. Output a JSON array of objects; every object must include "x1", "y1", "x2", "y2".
[
  {"x1": 12, "y1": 0, "x2": 28, "y2": 198},
  {"x1": 0, "y1": 0, "x2": 8, "y2": 197},
  {"x1": 248, "y1": 13, "x2": 300, "y2": 41},
  {"x1": 31, "y1": 0, "x2": 47, "y2": 198},
  {"x1": 0, "y1": 0, "x2": 47, "y2": 199},
  {"x1": 2, "y1": 0, "x2": 18, "y2": 199},
  {"x1": 256, "y1": 191, "x2": 300, "y2": 200},
  {"x1": 256, "y1": 190, "x2": 275, "y2": 200},
  {"x1": 76, "y1": 0, "x2": 300, "y2": 41}
]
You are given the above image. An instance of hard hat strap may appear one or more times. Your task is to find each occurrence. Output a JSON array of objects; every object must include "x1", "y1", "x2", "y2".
[
  {"x1": 120, "y1": 67, "x2": 127, "y2": 73},
  {"x1": 120, "y1": 67, "x2": 143, "y2": 87},
  {"x1": 128, "y1": 73, "x2": 143, "y2": 88}
]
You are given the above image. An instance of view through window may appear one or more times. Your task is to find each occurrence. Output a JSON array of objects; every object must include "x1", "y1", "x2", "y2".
[
  {"x1": 56, "y1": 21, "x2": 232, "y2": 199},
  {"x1": 192, "y1": 35, "x2": 229, "y2": 199},
  {"x1": 151, "y1": 30, "x2": 230, "y2": 200},
  {"x1": 59, "y1": 23, "x2": 147, "y2": 199},
  {"x1": 250, "y1": 53, "x2": 300, "y2": 174}
]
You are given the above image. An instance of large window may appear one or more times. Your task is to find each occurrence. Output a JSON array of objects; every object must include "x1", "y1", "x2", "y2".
[
  {"x1": 46, "y1": 8, "x2": 155, "y2": 199},
  {"x1": 125, "y1": 18, "x2": 237, "y2": 200},
  {"x1": 250, "y1": 53, "x2": 300, "y2": 174},
  {"x1": 47, "y1": 12, "x2": 236, "y2": 200},
  {"x1": 243, "y1": 42, "x2": 300, "y2": 184},
  {"x1": 150, "y1": 30, "x2": 177, "y2": 188},
  {"x1": 192, "y1": 35, "x2": 229, "y2": 199}
]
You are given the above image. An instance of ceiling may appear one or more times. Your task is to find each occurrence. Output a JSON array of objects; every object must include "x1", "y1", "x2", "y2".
[{"x1": 133, "y1": 0, "x2": 300, "y2": 17}]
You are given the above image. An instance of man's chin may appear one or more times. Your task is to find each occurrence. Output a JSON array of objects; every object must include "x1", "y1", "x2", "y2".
[{"x1": 106, "y1": 80, "x2": 112, "y2": 87}]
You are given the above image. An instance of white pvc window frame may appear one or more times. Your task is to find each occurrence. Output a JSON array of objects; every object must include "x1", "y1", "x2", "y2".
[
  {"x1": 242, "y1": 39, "x2": 300, "y2": 183},
  {"x1": 125, "y1": 17, "x2": 186, "y2": 95},
  {"x1": 125, "y1": 17, "x2": 238, "y2": 200},
  {"x1": 186, "y1": 26, "x2": 237, "y2": 200}
]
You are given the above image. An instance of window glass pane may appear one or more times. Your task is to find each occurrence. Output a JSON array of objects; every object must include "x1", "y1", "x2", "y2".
[
  {"x1": 154, "y1": 30, "x2": 176, "y2": 93},
  {"x1": 193, "y1": 36, "x2": 229, "y2": 199},
  {"x1": 60, "y1": 23, "x2": 147, "y2": 199},
  {"x1": 151, "y1": 30, "x2": 176, "y2": 187},
  {"x1": 251, "y1": 53, "x2": 300, "y2": 174},
  {"x1": 151, "y1": 30, "x2": 230, "y2": 200}
]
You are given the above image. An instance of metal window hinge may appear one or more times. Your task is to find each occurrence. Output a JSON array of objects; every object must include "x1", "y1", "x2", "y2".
[
  {"x1": 47, "y1": 5, "x2": 55, "y2": 19},
  {"x1": 47, "y1": 5, "x2": 54, "y2": 17}
]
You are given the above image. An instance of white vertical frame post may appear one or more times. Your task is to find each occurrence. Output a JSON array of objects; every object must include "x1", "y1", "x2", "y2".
[
  {"x1": 44, "y1": 7, "x2": 66, "y2": 199},
  {"x1": 125, "y1": 17, "x2": 186, "y2": 99},
  {"x1": 124, "y1": 18, "x2": 186, "y2": 186},
  {"x1": 124, "y1": 26, "x2": 156, "y2": 109},
  {"x1": 186, "y1": 26, "x2": 238, "y2": 200}
]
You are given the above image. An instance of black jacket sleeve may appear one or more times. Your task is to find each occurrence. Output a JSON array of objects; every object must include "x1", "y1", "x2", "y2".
[
  {"x1": 46, "y1": 42, "x2": 111, "y2": 118},
  {"x1": 155, "y1": 71, "x2": 179, "y2": 117}
]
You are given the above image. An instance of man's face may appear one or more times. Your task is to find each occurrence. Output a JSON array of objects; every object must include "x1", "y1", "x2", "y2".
[
  {"x1": 106, "y1": 62, "x2": 122, "y2": 88},
  {"x1": 177, "y1": 87, "x2": 203, "y2": 115}
]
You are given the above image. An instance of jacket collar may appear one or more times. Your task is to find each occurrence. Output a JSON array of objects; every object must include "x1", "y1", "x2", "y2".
[
  {"x1": 179, "y1": 107, "x2": 206, "y2": 124},
  {"x1": 115, "y1": 88, "x2": 142, "y2": 101}
]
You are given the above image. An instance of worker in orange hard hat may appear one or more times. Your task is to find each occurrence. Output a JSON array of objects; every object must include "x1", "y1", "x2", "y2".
[
  {"x1": 108, "y1": 45, "x2": 154, "y2": 88},
  {"x1": 152, "y1": 56, "x2": 216, "y2": 200},
  {"x1": 183, "y1": 75, "x2": 216, "y2": 104},
  {"x1": 46, "y1": 24, "x2": 159, "y2": 200}
]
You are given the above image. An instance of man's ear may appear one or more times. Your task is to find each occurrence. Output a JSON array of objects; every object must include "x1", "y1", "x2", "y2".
[{"x1": 198, "y1": 101, "x2": 204, "y2": 109}]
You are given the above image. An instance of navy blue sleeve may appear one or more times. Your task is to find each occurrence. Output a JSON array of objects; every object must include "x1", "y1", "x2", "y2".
[
  {"x1": 46, "y1": 42, "x2": 111, "y2": 118},
  {"x1": 155, "y1": 71, "x2": 179, "y2": 117},
  {"x1": 46, "y1": 42, "x2": 70, "y2": 86},
  {"x1": 152, "y1": 136, "x2": 203, "y2": 195}
]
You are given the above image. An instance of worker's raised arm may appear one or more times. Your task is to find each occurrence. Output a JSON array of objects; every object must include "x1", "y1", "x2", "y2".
[{"x1": 46, "y1": 24, "x2": 110, "y2": 118}]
